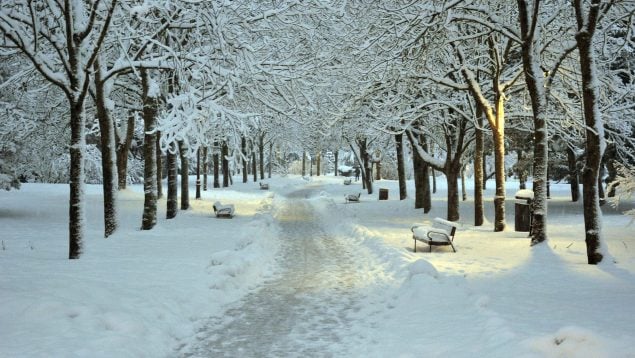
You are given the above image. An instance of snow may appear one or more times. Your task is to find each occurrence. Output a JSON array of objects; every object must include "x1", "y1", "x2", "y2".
[{"x1": 1, "y1": 175, "x2": 635, "y2": 357}]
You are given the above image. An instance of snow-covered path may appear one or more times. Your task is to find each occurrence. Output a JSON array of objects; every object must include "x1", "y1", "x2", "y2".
[{"x1": 182, "y1": 188, "x2": 369, "y2": 357}]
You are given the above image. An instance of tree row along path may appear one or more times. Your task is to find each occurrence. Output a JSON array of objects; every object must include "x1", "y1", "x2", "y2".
[{"x1": 181, "y1": 187, "x2": 374, "y2": 357}]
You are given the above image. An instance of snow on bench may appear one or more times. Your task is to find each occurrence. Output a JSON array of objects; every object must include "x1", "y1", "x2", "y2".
[
  {"x1": 259, "y1": 182, "x2": 269, "y2": 190},
  {"x1": 213, "y1": 201, "x2": 235, "y2": 218},
  {"x1": 345, "y1": 192, "x2": 361, "y2": 203},
  {"x1": 343, "y1": 178, "x2": 352, "y2": 185},
  {"x1": 411, "y1": 217, "x2": 458, "y2": 252}
]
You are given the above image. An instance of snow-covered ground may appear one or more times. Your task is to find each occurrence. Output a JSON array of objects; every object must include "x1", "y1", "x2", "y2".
[{"x1": 1, "y1": 175, "x2": 634, "y2": 357}]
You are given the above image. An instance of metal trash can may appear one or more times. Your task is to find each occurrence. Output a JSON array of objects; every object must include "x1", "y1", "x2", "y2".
[
  {"x1": 379, "y1": 188, "x2": 389, "y2": 200},
  {"x1": 514, "y1": 189, "x2": 534, "y2": 231}
]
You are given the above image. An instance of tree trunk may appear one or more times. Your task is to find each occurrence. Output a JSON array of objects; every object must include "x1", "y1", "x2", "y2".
[
  {"x1": 268, "y1": 142, "x2": 273, "y2": 179},
  {"x1": 242, "y1": 137, "x2": 248, "y2": 183},
  {"x1": 252, "y1": 151, "x2": 257, "y2": 182},
  {"x1": 213, "y1": 144, "x2": 220, "y2": 188},
  {"x1": 516, "y1": 150, "x2": 526, "y2": 190},
  {"x1": 334, "y1": 150, "x2": 339, "y2": 176},
  {"x1": 94, "y1": 59, "x2": 118, "y2": 238},
  {"x1": 375, "y1": 159, "x2": 381, "y2": 181},
  {"x1": 493, "y1": 128, "x2": 506, "y2": 232},
  {"x1": 196, "y1": 147, "x2": 201, "y2": 199},
  {"x1": 203, "y1": 147, "x2": 208, "y2": 191},
  {"x1": 116, "y1": 113, "x2": 135, "y2": 190},
  {"x1": 302, "y1": 150, "x2": 306, "y2": 177},
  {"x1": 410, "y1": 134, "x2": 431, "y2": 213},
  {"x1": 259, "y1": 135, "x2": 265, "y2": 180},
  {"x1": 141, "y1": 70, "x2": 158, "y2": 231},
  {"x1": 222, "y1": 142, "x2": 229, "y2": 187},
  {"x1": 167, "y1": 143, "x2": 178, "y2": 219},
  {"x1": 575, "y1": 0, "x2": 605, "y2": 264},
  {"x1": 395, "y1": 133, "x2": 407, "y2": 200},
  {"x1": 517, "y1": 0, "x2": 549, "y2": 244},
  {"x1": 446, "y1": 166, "x2": 460, "y2": 222},
  {"x1": 155, "y1": 131, "x2": 162, "y2": 199},
  {"x1": 68, "y1": 103, "x2": 86, "y2": 258},
  {"x1": 474, "y1": 108, "x2": 484, "y2": 226},
  {"x1": 567, "y1": 146, "x2": 580, "y2": 202},
  {"x1": 178, "y1": 140, "x2": 189, "y2": 210},
  {"x1": 317, "y1": 152, "x2": 321, "y2": 176}
]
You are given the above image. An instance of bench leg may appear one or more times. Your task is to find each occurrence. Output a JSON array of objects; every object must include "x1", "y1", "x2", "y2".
[{"x1": 429, "y1": 244, "x2": 432, "y2": 252}]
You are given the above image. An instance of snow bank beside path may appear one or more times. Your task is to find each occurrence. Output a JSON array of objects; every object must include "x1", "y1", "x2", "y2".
[{"x1": 0, "y1": 183, "x2": 280, "y2": 358}]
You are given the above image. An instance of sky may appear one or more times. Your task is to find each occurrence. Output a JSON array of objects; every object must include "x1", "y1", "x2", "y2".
[{"x1": 1, "y1": 174, "x2": 634, "y2": 357}]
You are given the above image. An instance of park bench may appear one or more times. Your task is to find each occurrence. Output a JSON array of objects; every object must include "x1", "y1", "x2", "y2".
[
  {"x1": 213, "y1": 201, "x2": 235, "y2": 218},
  {"x1": 260, "y1": 182, "x2": 269, "y2": 190},
  {"x1": 345, "y1": 192, "x2": 361, "y2": 203},
  {"x1": 411, "y1": 217, "x2": 458, "y2": 252},
  {"x1": 343, "y1": 178, "x2": 352, "y2": 185}
]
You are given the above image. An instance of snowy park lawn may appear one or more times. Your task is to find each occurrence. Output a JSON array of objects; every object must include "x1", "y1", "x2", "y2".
[{"x1": 2, "y1": 175, "x2": 635, "y2": 357}]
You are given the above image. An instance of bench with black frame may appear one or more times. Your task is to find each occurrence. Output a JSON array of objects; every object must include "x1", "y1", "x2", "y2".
[
  {"x1": 411, "y1": 217, "x2": 458, "y2": 252},
  {"x1": 259, "y1": 182, "x2": 269, "y2": 190},
  {"x1": 345, "y1": 192, "x2": 361, "y2": 203},
  {"x1": 213, "y1": 201, "x2": 235, "y2": 218}
]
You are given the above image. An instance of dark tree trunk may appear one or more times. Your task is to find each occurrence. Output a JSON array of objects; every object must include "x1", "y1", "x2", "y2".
[
  {"x1": 222, "y1": 142, "x2": 229, "y2": 187},
  {"x1": 178, "y1": 140, "x2": 189, "y2": 210},
  {"x1": 517, "y1": 150, "x2": 526, "y2": 190},
  {"x1": 116, "y1": 113, "x2": 135, "y2": 190},
  {"x1": 567, "y1": 146, "x2": 580, "y2": 202},
  {"x1": 360, "y1": 140, "x2": 373, "y2": 194},
  {"x1": 395, "y1": 133, "x2": 407, "y2": 200},
  {"x1": 317, "y1": 152, "x2": 321, "y2": 176},
  {"x1": 474, "y1": 108, "x2": 485, "y2": 226},
  {"x1": 446, "y1": 167, "x2": 460, "y2": 222},
  {"x1": 242, "y1": 137, "x2": 248, "y2": 183},
  {"x1": 410, "y1": 134, "x2": 431, "y2": 212},
  {"x1": 94, "y1": 59, "x2": 118, "y2": 238},
  {"x1": 334, "y1": 150, "x2": 339, "y2": 176},
  {"x1": 375, "y1": 159, "x2": 381, "y2": 181},
  {"x1": 156, "y1": 131, "x2": 163, "y2": 199},
  {"x1": 252, "y1": 151, "x2": 257, "y2": 182},
  {"x1": 141, "y1": 70, "x2": 158, "y2": 231},
  {"x1": 196, "y1": 148, "x2": 201, "y2": 199},
  {"x1": 268, "y1": 142, "x2": 273, "y2": 179},
  {"x1": 302, "y1": 150, "x2": 306, "y2": 177},
  {"x1": 213, "y1": 144, "x2": 220, "y2": 188},
  {"x1": 259, "y1": 135, "x2": 265, "y2": 180},
  {"x1": 68, "y1": 104, "x2": 86, "y2": 259},
  {"x1": 575, "y1": 0, "x2": 605, "y2": 264},
  {"x1": 598, "y1": 164, "x2": 605, "y2": 205},
  {"x1": 482, "y1": 150, "x2": 488, "y2": 190},
  {"x1": 167, "y1": 143, "x2": 178, "y2": 219},
  {"x1": 518, "y1": 0, "x2": 549, "y2": 244},
  {"x1": 203, "y1": 147, "x2": 208, "y2": 191}
]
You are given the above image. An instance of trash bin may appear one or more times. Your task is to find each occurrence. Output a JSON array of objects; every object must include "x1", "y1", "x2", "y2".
[
  {"x1": 379, "y1": 188, "x2": 389, "y2": 200},
  {"x1": 514, "y1": 189, "x2": 534, "y2": 232}
]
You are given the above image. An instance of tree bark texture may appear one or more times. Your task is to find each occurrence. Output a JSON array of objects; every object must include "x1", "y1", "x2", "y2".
[
  {"x1": 575, "y1": 0, "x2": 605, "y2": 264},
  {"x1": 474, "y1": 107, "x2": 485, "y2": 226},
  {"x1": 213, "y1": 146, "x2": 220, "y2": 188},
  {"x1": 178, "y1": 140, "x2": 189, "y2": 210},
  {"x1": 116, "y1": 113, "x2": 135, "y2": 190},
  {"x1": 94, "y1": 59, "x2": 118, "y2": 238},
  {"x1": 196, "y1": 148, "x2": 201, "y2": 199},
  {"x1": 302, "y1": 150, "x2": 306, "y2": 177},
  {"x1": 203, "y1": 147, "x2": 208, "y2": 191},
  {"x1": 167, "y1": 143, "x2": 178, "y2": 219},
  {"x1": 242, "y1": 137, "x2": 248, "y2": 183},
  {"x1": 222, "y1": 142, "x2": 229, "y2": 187},
  {"x1": 252, "y1": 151, "x2": 257, "y2": 182},
  {"x1": 259, "y1": 135, "x2": 265, "y2": 180},
  {"x1": 141, "y1": 70, "x2": 158, "y2": 231},
  {"x1": 68, "y1": 103, "x2": 86, "y2": 258},
  {"x1": 395, "y1": 133, "x2": 407, "y2": 200},
  {"x1": 518, "y1": 0, "x2": 548, "y2": 244},
  {"x1": 156, "y1": 131, "x2": 163, "y2": 199}
]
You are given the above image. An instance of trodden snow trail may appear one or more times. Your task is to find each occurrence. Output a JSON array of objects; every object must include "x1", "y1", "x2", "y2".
[{"x1": 181, "y1": 187, "x2": 372, "y2": 357}]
